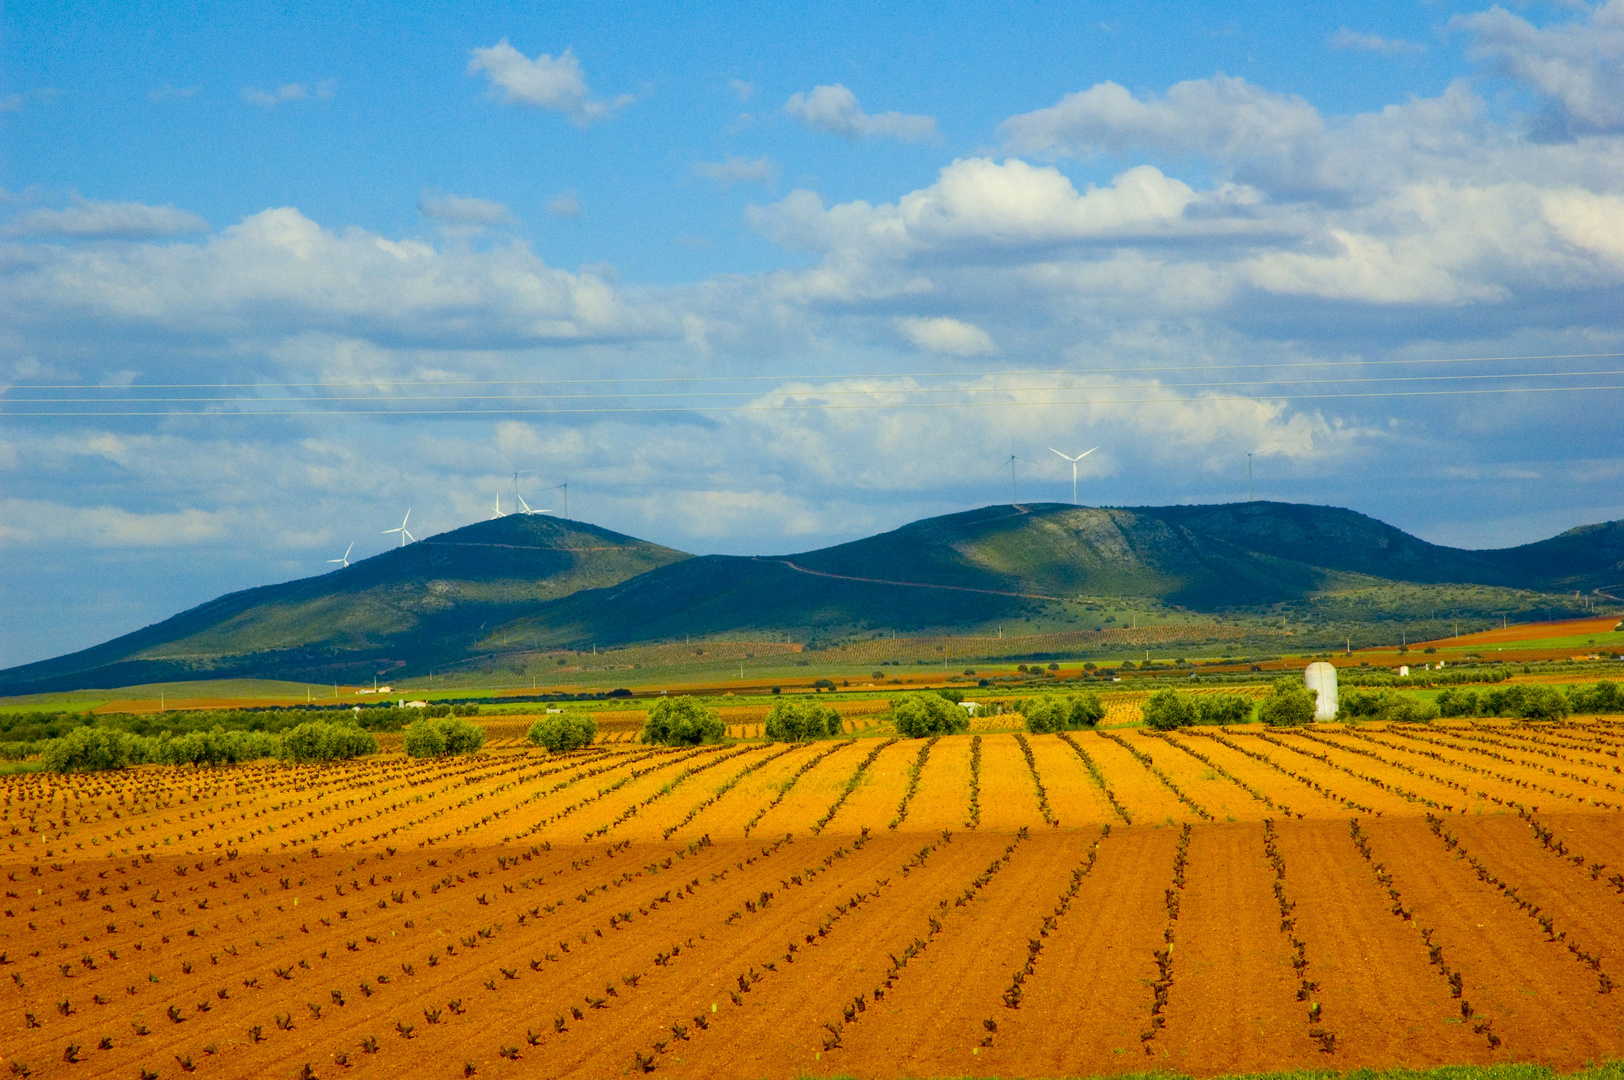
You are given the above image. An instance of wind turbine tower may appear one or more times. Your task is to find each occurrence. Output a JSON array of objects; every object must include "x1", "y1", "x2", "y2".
[
  {"x1": 1224, "y1": 433, "x2": 1276, "y2": 503},
  {"x1": 1049, "y1": 446, "x2": 1099, "y2": 505},
  {"x1": 383, "y1": 509, "x2": 415, "y2": 547},
  {"x1": 997, "y1": 455, "x2": 1037, "y2": 504}
]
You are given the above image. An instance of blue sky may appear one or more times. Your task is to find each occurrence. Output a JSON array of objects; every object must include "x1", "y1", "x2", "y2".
[{"x1": 3, "y1": 1, "x2": 1623, "y2": 666}]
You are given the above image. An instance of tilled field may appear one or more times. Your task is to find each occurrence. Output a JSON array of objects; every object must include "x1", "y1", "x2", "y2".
[{"x1": 5, "y1": 720, "x2": 1624, "y2": 1079}]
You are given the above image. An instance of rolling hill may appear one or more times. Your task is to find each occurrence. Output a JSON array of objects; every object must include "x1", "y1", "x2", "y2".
[
  {"x1": 0, "y1": 515, "x2": 688, "y2": 695},
  {"x1": 3, "y1": 501, "x2": 1622, "y2": 694}
]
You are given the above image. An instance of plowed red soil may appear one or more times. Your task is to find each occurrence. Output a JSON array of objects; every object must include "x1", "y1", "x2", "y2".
[{"x1": 6, "y1": 724, "x2": 1624, "y2": 1079}]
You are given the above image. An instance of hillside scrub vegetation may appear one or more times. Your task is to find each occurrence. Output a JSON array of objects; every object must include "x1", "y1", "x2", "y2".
[
  {"x1": 891, "y1": 692, "x2": 970, "y2": 737},
  {"x1": 763, "y1": 698, "x2": 843, "y2": 741},
  {"x1": 402, "y1": 716, "x2": 487, "y2": 758},
  {"x1": 1019, "y1": 693, "x2": 1104, "y2": 733},
  {"x1": 641, "y1": 696, "x2": 725, "y2": 745},
  {"x1": 527, "y1": 711, "x2": 598, "y2": 752}
]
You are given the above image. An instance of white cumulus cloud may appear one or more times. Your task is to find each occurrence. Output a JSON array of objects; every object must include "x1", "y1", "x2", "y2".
[
  {"x1": 784, "y1": 84, "x2": 937, "y2": 143},
  {"x1": 692, "y1": 156, "x2": 778, "y2": 187},
  {"x1": 2, "y1": 196, "x2": 209, "y2": 239},
  {"x1": 467, "y1": 41, "x2": 632, "y2": 124},
  {"x1": 894, "y1": 316, "x2": 996, "y2": 356},
  {"x1": 417, "y1": 192, "x2": 516, "y2": 226},
  {"x1": 1454, "y1": 2, "x2": 1624, "y2": 134}
]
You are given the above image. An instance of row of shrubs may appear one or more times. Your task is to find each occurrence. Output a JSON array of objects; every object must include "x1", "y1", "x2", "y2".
[
  {"x1": 39, "y1": 720, "x2": 381, "y2": 772},
  {"x1": 1141, "y1": 684, "x2": 1313, "y2": 729}
]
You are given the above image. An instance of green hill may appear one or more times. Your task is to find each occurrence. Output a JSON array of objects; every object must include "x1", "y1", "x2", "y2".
[
  {"x1": 4, "y1": 501, "x2": 1621, "y2": 694},
  {"x1": 0, "y1": 515, "x2": 688, "y2": 695}
]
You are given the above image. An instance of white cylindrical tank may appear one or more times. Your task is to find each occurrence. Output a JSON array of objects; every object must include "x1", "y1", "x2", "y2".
[{"x1": 1304, "y1": 662, "x2": 1338, "y2": 722}]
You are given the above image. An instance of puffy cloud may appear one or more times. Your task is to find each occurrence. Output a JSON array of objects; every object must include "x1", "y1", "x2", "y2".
[
  {"x1": 692, "y1": 156, "x2": 778, "y2": 187},
  {"x1": 1, "y1": 207, "x2": 669, "y2": 350},
  {"x1": 2, "y1": 196, "x2": 209, "y2": 239},
  {"x1": 999, "y1": 75, "x2": 1322, "y2": 163},
  {"x1": 547, "y1": 191, "x2": 583, "y2": 219},
  {"x1": 729, "y1": 79, "x2": 754, "y2": 102},
  {"x1": 784, "y1": 84, "x2": 937, "y2": 143},
  {"x1": 467, "y1": 41, "x2": 632, "y2": 124},
  {"x1": 895, "y1": 316, "x2": 996, "y2": 356},
  {"x1": 751, "y1": 159, "x2": 1200, "y2": 260},
  {"x1": 242, "y1": 81, "x2": 333, "y2": 108},
  {"x1": 417, "y1": 192, "x2": 516, "y2": 226},
  {"x1": 0, "y1": 499, "x2": 234, "y2": 547},
  {"x1": 1454, "y1": 3, "x2": 1624, "y2": 134},
  {"x1": 1541, "y1": 189, "x2": 1624, "y2": 264},
  {"x1": 1330, "y1": 28, "x2": 1426, "y2": 55}
]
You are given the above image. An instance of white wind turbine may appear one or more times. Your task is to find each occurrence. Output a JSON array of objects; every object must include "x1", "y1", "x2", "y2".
[
  {"x1": 1223, "y1": 432, "x2": 1276, "y2": 502},
  {"x1": 383, "y1": 509, "x2": 415, "y2": 547},
  {"x1": 327, "y1": 542, "x2": 354, "y2": 568},
  {"x1": 489, "y1": 494, "x2": 505, "y2": 520},
  {"x1": 1049, "y1": 446, "x2": 1099, "y2": 505}
]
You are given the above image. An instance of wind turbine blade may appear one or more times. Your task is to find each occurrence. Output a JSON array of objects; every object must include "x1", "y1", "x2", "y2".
[
  {"x1": 1077, "y1": 446, "x2": 1099, "y2": 459},
  {"x1": 1049, "y1": 447, "x2": 1071, "y2": 460}
]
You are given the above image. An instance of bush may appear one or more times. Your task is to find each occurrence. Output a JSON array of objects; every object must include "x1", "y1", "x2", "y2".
[
  {"x1": 161, "y1": 727, "x2": 280, "y2": 766},
  {"x1": 1141, "y1": 689, "x2": 1194, "y2": 730},
  {"x1": 1567, "y1": 681, "x2": 1623, "y2": 714},
  {"x1": 281, "y1": 721, "x2": 378, "y2": 762},
  {"x1": 1515, "y1": 684, "x2": 1569, "y2": 721},
  {"x1": 1192, "y1": 693, "x2": 1253, "y2": 725},
  {"x1": 403, "y1": 717, "x2": 487, "y2": 758},
  {"x1": 1258, "y1": 680, "x2": 1316, "y2": 727},
  {"x1": 891, "y1": 693, "x2": 969, "y2": 738},
  {"x1": 1021, "y1": 693, "x2": 1104, "y2": 733},
  {"x1": 763, "y1": 699, "x2": 843, "y2": 741},
  {"x1": 1435, "y1": 688, "x2": 1479, "y2": 717},
  {"x1": 641, "y1": 697, "x2": 725, "y2": 745},
  {"x1": 42, "y1": 728, "x2": 147, "y2": 773},
  {"x1": 1338, "y1": 689, "x2": 1438, "y2": 723},
  {"x1": 527, "y1": 713, "x2": 597, "y2": 752}
]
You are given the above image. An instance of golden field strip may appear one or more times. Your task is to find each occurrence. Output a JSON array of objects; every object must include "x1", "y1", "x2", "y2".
[{"x1": 3, "y1": 720, "x2": 1624, "y2": 1079}]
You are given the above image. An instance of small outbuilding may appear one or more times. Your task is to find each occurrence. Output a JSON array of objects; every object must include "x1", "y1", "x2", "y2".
[{"x1": 1304, "y1": 662, "x2": 1338, "y2": 722}]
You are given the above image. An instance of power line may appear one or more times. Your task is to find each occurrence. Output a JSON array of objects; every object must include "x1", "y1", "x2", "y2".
[
  {"x1": 8, "y1": 381, "x2": 1624, "y2": 417},
  {"x1": 10, "y1": 365, "x2": 1624, "y2": 404},
  {"x1": 3, "y1": 350, "x2": 1621, "y2": 392}
]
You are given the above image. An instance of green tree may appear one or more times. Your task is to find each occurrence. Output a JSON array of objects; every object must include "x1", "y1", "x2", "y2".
[
  {"x1": 1140, "y1": 689, "x2": 1193, "y2": 730},
  {"x1": 1192, "y1": 693, "x2": 1253, "y2": 725},
  {"x1": 527, "y1": 712, "x2": 597, "y2": 752},
  {"x1": 763, "y1": 699, "x2": 843, "y2": 741},
  {"x1": 281, "y1": 721, "x2": 378, "y2": 762},
  {"x1": 403, "y1": 717, "x2": 486, "y2": 758},
  {"x1": 1021, "y1": 693, "x2": 1104, "y2": 733},
  {"x1": 891, "y1": 693, "x2": 969, "y2": 738},
  {"x1": 1258, "y1": 680, "x2": 1316, "y2": 727},
  {"x1": 641, "y1": 697, "x2": 725, "y2": 745}
]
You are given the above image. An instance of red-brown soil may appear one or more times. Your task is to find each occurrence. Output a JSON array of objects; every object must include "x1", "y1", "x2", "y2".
[{"x1": 6, "y1": 725, "x2": 1624, "y2": 1079}]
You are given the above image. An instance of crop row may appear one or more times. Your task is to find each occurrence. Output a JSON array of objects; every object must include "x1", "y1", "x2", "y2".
[
  {"x1": 1346, "y1": 818, "x2": 1500, "y2": 1049},
  {"x1": 1262, "y1": 818, "x2": 1334, "y2": 1053},
  {"x1": 1156, "y1": 731, "x2": 1292, "y2": 817},
  {"x1": 1011, "y1": 734, "x2": 1058, "y2": 828},
  {"x1": 887, "y1": 737, "x2": 938, "y2": 831},
  {"x1": 1056, "y1": 733, "x2": 1132, "y2": 824},
  {"x1": 1140, "y1": 822, "x2": 1192, "y2": 1054},
  {"x1": 1189, "y1": 730, "x2": 1379, "y2": 815},
  {"x1": 1424, "y1": 813, "x2": 1613, "y2": 994},
  {"x1": 1096, "y1": 731, "x2": 1212, "y2": 821}
]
